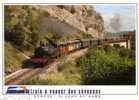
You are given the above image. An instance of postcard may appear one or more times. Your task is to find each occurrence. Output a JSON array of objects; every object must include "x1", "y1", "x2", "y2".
[{"x1": 0, "y1": 0, "x2": 138, "y2": 100}]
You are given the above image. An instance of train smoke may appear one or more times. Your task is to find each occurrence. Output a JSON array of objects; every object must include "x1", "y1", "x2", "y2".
[{"x1": 109, "y1": 14, "x2": 121, "y2": 32}]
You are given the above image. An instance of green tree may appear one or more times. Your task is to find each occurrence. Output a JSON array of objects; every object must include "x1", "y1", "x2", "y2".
[
  {"x1": 10, "y1": 24, "x2": 28, "y2": 50},
  {"x1": 5, "y1": 6, "x2": 46, "y2": 49}
]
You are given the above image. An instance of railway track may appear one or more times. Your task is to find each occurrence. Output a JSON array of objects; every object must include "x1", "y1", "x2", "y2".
[{"x1": 5, "y1": 59, "x2": 60, "y2": 85}]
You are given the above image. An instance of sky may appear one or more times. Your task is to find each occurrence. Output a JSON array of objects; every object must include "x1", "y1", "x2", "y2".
[{"x1": 94, "y1": 4, "x2": 136, "y2": 32}]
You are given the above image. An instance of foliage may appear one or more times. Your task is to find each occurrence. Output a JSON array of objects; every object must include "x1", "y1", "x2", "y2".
[
  {"x1": 4, "y1": 6, "x2": 43, "y2": 49},
  {"x1": 10, "y1": 24, "x2": 26, "y2": 47},
  {"x1": 22, "y1": 76, "x2": 48, "y2": 85},
  {"x1": 45, "y1": 71, "x2": 81, "y2": 85},
  {"x1": 5, "y1": 42, "x2": 27, "y2": 75},
  {"x1": 118, "y1": 47, "x2": 131, "y2": 58},
  {"x1": 77, "y1": 45, "x2": 135, "y2": 85}
]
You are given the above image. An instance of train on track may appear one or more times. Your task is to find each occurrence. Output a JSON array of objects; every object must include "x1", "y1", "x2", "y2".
[
  {"x1": 26, "y1": 38, "x2": 96, "y2": 67},
  {"x1": 26, "y1": 37, "x2": 127, "y2": 67}
]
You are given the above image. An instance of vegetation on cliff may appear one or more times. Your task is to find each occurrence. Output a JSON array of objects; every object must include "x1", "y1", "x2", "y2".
[{"x1": 5, "y1": 5, "x2": 104, "y2": 50}]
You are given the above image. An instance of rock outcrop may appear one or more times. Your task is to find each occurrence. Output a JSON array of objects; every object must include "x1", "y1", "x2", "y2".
[{"x1": 34, "y1": 5, "x2": 104, "y2": 38}]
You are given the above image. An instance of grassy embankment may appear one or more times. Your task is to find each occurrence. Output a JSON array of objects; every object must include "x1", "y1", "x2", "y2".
[{"x1": 5, "y1": 42, "x2": 28, "y2": 75}]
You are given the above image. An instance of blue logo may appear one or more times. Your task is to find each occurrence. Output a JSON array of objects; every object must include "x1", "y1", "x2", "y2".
[{"x1": 6, "y1": 86, "x2": 29, "y2": 94}]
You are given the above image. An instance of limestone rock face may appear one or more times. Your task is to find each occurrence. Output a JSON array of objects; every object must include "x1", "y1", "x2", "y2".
[{"x1": 35, "y1": 5, "x2": 104, "y2": 38}]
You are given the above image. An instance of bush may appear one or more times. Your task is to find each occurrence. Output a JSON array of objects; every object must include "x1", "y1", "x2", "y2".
[
  {"x1": 77, "y1": 46, "x2": 135, "y2": 85},
  {"x1": 113, "y1": 44, "x2": 120, "y2": 49},
  {"x1": 118, "y1": 47, "x2": 131, "y2": 58},
  {"x1": 11, "y1": 24, "x2": 26, "y2": 47}
]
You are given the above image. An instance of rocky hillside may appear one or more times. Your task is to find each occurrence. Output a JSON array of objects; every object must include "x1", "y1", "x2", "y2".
[
  {"x1": 5, "y1": 5, "x2": 104, "y2": 48},
  {"x1": 35, "y1": 5, "x2": 104, "y2": 38}
]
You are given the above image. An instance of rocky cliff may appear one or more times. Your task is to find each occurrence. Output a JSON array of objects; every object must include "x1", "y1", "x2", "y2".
[{"x1": 34, "y1": 5, "x2": 104, "y2": 38}]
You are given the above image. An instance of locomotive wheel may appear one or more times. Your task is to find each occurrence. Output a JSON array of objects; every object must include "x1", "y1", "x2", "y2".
[{"x1": 24, "y1": 60, "x2": 35, "y2": 68}]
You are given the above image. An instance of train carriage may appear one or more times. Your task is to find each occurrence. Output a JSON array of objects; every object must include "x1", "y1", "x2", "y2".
[
  {"x1": 75, "y1": 42, "x2": 79, "y2": 49},
  {"x1": 81, "y1": 39, "x2": 90, "y2": 47},
  {"x1": 76, "y1": 40, "x2": 82, "y2": 49},
  {"x1": 68, "y1": 44, "x2": 74, "y2": 51}
]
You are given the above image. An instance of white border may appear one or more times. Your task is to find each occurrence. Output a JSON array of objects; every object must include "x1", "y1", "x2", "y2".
[{"x1": 0, "y1": 1, "x2": 139, "y2": 100}]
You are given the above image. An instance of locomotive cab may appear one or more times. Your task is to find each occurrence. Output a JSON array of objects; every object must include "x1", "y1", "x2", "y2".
[
  {"x1": 29, "y1": 45, "x2": 49, "y2": 67},
  {"x1": 28, "y1": 41, "x2": 58, "y2": 67}
]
